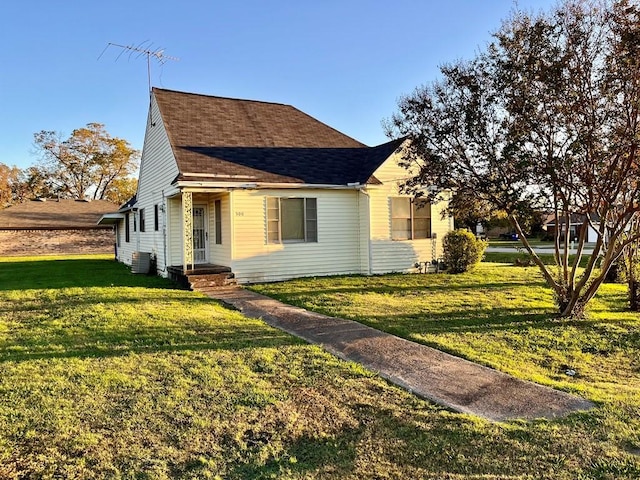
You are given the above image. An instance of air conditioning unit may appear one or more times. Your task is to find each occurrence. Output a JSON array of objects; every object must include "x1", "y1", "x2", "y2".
[{"x1": 131, "y1": 251, "x2": 151, "y2": 274}]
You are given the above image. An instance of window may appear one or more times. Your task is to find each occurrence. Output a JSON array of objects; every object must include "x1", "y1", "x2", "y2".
[
  {"x1": 133, "y1": 212, "x2": 137, "y2": 232},
  {"x1": 139, "y1": 208, "x2": 146, "y2": 232},
  {"x1": 214, "y1": 200, "x2": 222, "y2": 244},
  {"x1": 125, "y1": 213, "x2": 130, "y2": 242},
  {"x1": 154, "y1": 204, "x2": 159, "y2": 231},
  {"x1": 391, "y1": 197, "x2": 431, "y2": 240},
  {"x1": 267, "y1": 197, "x2": 317, "y2": 243}
]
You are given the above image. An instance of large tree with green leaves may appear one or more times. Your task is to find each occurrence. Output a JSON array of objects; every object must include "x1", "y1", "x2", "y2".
[
  {"x1": 33, "y1": 122, "x2": 139, "y2": 202},
  {"x1": 386, "y1": 0, "x2": 640, "y2": 317}
]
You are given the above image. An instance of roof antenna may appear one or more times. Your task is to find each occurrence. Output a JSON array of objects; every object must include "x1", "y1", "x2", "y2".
[{"x1": 98, "y1": 41, "x2": 179, "y2": 92}]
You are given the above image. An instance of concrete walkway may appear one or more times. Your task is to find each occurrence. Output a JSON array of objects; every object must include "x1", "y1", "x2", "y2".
[{"x1": 207, "y1": 287, "x2": 595, "y2": 422}]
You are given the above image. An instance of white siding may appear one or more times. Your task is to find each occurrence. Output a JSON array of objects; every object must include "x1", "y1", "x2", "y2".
[
  {"x1": 207, "y1": 194, "x2": 232, "y2": 267},
  {"x1": 116, "y1": 212, "x2": 136, "y2": 266},
  {"x1": 367, "y1": 151, "x2": 452, "y2": 274},
  {"x1": 230, "y1": 189, "x2": 362, "y2": 283},
  {"x1": 130, "y1": 94, "x2": 180, "y2": 275},
  {"x1": 357, "y1": 191, "x2": 371, "y2": 274}
]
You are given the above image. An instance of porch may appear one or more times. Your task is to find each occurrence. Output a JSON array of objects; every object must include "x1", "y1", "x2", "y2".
[{"x1": 166, "y1": 190, "x2": 231, "y2": 276}]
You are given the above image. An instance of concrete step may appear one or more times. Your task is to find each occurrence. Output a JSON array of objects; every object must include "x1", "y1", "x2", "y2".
[{"x1": 188, "y1": 272, "x2": 237, "y2": 291}]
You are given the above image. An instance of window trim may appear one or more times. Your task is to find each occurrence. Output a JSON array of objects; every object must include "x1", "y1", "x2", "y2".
[
  {"x1": 266, "y1": 197, "x2": 318, "y2": 244},
  {"x1": 391, "y1": 197, "x2": 432, "y2": 240}
]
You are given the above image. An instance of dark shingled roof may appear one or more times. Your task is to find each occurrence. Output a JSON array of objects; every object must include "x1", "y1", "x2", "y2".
[
  {"x1": 153, "y1": 88, "x2": 403, "y2": 185},
  {"x1": 0, "y1": 199, "x2": 120, "y2": 230}
]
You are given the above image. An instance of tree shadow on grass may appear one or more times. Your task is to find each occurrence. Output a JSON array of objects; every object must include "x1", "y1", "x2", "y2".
[
  {"x1": 351, "y1": 306, "x2": 638, "y2": 341},
  {"x1": 0, "y1": 258, "x2": 176, "y2": 291},
  {"x1": 258, "y1": 278, "x2": 547, "y2": 302},
  {"x1": 0, "y1": 291, "x2": 302, "y2": 363},
  {"x1": 224, "y1": 433, "x2": 358, "y2": 479},
  {"x1": 0, "y1": 320, "x2": 302, "y2": 363},
  {"x1": 219, "y1": 396, "x2": 606, "y2": 479}
]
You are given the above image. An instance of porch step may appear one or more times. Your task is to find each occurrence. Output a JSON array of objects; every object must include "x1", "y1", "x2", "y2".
[
  {"x1": 166, "y1": 265, "x2": 236, "y2": 291},
  {"x1": 189, "y1": 272, "x2": 237, "y2": 290}
]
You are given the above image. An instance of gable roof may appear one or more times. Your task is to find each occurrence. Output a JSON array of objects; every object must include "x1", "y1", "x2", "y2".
[
  {"x1": 0, "y1": 199, "x2": 120, "y2": 230},
  {"x1": 152, "y1": 88, "x2": 403, "y2": 185}
]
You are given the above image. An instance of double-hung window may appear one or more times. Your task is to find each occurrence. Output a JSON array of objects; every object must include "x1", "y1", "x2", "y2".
[
  {"x1": 139, "y1": 208, "x2": 146, "y2": 232},
  {"x1": 267, "y1": 197, "x2": 317, "y2": 243},
  {"x1": 391, "y1": 197, "x2": 431, "y2": 240}
]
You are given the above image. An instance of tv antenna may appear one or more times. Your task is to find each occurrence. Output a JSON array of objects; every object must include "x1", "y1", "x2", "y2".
[{"x1": 98, "y1": 41, "x2": 179, "y2": 91}]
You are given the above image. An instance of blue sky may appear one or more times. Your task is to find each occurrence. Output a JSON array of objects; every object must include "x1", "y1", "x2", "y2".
[{"x1": 1, "y1": 0, "x2": 556, "y2": 170}]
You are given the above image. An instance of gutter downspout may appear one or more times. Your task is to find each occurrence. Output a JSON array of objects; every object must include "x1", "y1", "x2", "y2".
[{"x1": 162, "y1": 189, "x2": 167, "y2": 274}]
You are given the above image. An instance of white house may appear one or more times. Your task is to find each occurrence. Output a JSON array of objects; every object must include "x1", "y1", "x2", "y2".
[{"x1": 99, "y1": 88, "x2": 453, "y2": 284}]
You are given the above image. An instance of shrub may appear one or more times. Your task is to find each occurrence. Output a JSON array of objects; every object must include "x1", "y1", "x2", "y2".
[{"x1": 443, "y1": 229, "x2": 487, "y2": 273}]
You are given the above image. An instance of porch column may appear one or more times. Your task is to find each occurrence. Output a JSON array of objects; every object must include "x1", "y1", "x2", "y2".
[{"x1": 182, "y1": 191, "x2": 193, "y2": 273}]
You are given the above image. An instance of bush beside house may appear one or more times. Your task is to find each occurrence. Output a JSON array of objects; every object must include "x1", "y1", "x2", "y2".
[{"x1": 443, "y1": 229, "x2": 487, "y2": 273}]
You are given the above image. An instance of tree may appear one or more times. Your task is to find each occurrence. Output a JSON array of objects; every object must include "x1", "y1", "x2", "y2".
[
  {"x1": 447, "y1": 189, "x2": 494, "y2": 231},
  {"x1": 386, "y1": 0, "x2": 640, "y2": 318},
  {"x1": 0, "y1": 163, "x2": 23, "y2": 207},
  {"x1": 33, "y1": 123, "x2": 140, "y2": 201},
  {"x1": 619, "y1": 219, "x2": 640, "y2": 311},
  {"x1": 103, "y1": 177, "x2": 138, "y2": 205}
]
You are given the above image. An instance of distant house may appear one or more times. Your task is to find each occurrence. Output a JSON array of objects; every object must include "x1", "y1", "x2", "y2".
[
  {"x1": 0, "y1": 198, "x2": 119, "y2": 256},
  {"x1": 542, "y1": 213, "x2": 600, "y2": 242},
  {"x1": 99, "y1": 88, "x2": 453, "y2": 283}
]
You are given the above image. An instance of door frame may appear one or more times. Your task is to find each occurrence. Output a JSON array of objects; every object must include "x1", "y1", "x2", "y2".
[{"x1": 192, "y1": 204, "x2": 209, "y2": 264}]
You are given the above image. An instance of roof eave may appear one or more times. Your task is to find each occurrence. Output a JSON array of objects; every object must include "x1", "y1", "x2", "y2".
[
  {"x1": 176, "y1": 180, "x2": 367, "y2": 191},
  {"x1": 97, "y1": 213, "x2": 126, "y2": 225}
]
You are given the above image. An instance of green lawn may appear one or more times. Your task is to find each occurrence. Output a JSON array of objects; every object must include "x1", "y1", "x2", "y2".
[
  {"x1": 251, "y1": 264, "x2": 640, "y2": 478},
  {"x1": 1, "y1": 256, "x2": 639, "y2": 478}
]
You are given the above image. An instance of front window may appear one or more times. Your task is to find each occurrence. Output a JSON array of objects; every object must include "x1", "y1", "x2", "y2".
[
  {"x1": 267, "y1": 197, "x2": 317, "y2": 243},
  {"x1": 391, "y1": 197, "x2": 431, "y2": 240}
]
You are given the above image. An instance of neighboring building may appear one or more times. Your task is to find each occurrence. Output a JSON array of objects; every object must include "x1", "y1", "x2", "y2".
[
  {"x1": 542, "y1": 213, "x2": 600, "y2": 242},
  {"x1": 0, "y1": 198, "x2": 119, "y2": 256},
  {"x1": 99, "y1": 87, "x2": 453, "y2": 283}
]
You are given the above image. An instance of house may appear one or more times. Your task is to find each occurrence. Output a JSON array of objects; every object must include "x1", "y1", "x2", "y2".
[
  {"x1": 0, "y1": 198, "x2": 119, "y2": 256},
  {"x1": 542, "y1": 213, "x2": 600, "y2": 242},
  {"x1": 99, "y1": 88, "x2": 453, "y2": 284}
]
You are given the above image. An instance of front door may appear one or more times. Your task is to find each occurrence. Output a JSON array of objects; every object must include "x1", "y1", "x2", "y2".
[{"x1": 193, "y1": 205, "x2": 208, "y2": 264}]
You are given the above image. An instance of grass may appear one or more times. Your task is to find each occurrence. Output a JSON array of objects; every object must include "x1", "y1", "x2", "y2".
[
  {"x1": 483, "y1": 251, "x2": 592, "y2": 267},
  {"x1": 251, "y1": 264, "x2": 640, "y2": 479},
  {"x1": 487, "y1": 239, "x2": 553, "y2": 247},
  {"x1": 1, "y1": 256, "x2": 639, "y2": 478}
]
